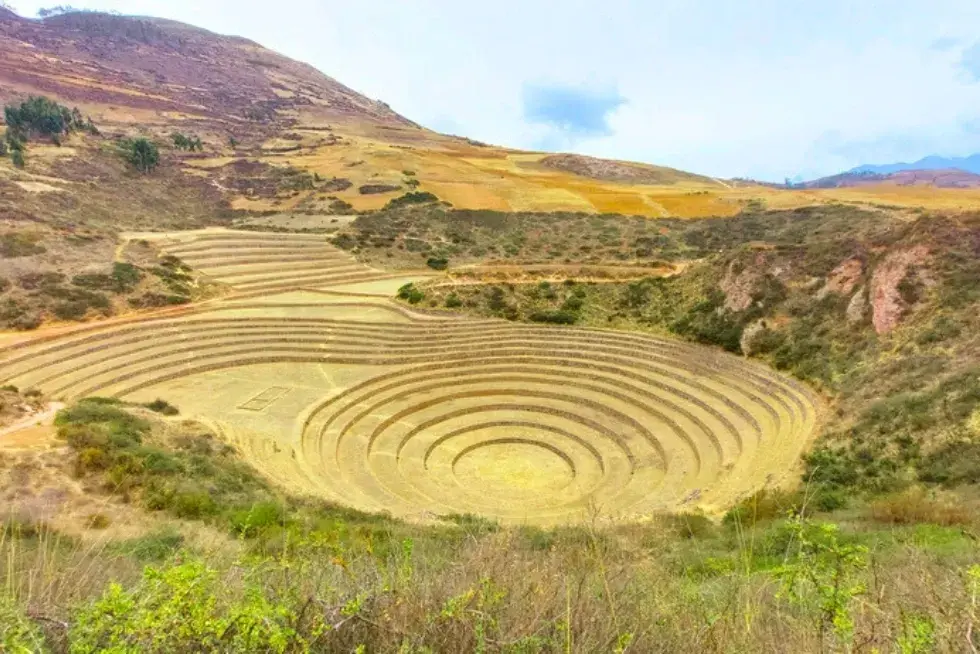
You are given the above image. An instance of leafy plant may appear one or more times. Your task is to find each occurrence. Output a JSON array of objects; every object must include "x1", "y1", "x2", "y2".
[
  {"x1": 775, "y1": 517, "x2": 868, "y2": 649},
  {"x1": 120, "y1": 137, "x2": 160, "y2": 173}
]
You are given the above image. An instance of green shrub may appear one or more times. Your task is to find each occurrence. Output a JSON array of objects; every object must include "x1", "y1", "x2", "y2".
[
  {"x1": 10, "y1": 149, "x2": 24, "y2": 168},
  {"x1": 4, "y1": 95, "x2": 81, "y2": 140},
  {"x1": 723, "y1": 488, "x2": 801, "y2": 527},
  {"x1": 229, "y1": 501, "x2": 287, "y2": 537},
  {"x1": 445, "y1": 293, "x2": 463, "y2": 308},
  {"x1": 561, "y1": 295, "x2": 584, "y2": 312},
  {"x1": 128, "y1": 293, "x2": 189, "y2": 308},
  {"x1": 69, "y1": 560, "x2": 318, "y2": 653},
  {"x1": 529, "y1": 310, "x2": 578, "y2": 325},
  {"x1": 171, "y1": 132, "x2": 203, "y2": 151},
  {"x1": 171, "y1": 490, "x2": 217, "y2": 518},
  {"x1": 385, "y1": 191, "x2": 439, "y2": 210},
  {"x1": 0, "y1": 594, "x2": 47, "y2": 653},
  {"x1": 426, "y1": 256, "x2": 449, "y2": 271},
  {"x1": 120, "y1": 137, "x2": 160, "y2": 173},
  {"x1": 919, "y1": 441, "x2": 980, "y2": 486},
  {"x1": 397, "y1": 282, "x2": 425, "y2": 304},
  {"x1": 329, "y1": 199, "x2": 354, "y2": 214}
]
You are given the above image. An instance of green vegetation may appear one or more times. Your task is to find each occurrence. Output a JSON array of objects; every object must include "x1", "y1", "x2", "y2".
[
  {"x1": 384, "y1": 191, "x2": 440, "y2": 211},
  {"x1": 397, "y1": 282, "x2": 425, "y2": 304},
  {"x1": 171, "y1": 132, "x2": 204, "y2": 151},
  {"x1": 72, "y1": 262, "x2": 143, "y2": 293},
  {"x1": 57, "y1": 398, "x2": 277, "y2": 523},
  {"x1": 425, "y1": 256, "x2": 449, "y2": 271},
  {"x1": 3, "y1": 95, "x2": 90, "y2": 142},
  {"x1": 120, "y1": 137, "x2": 160, "y2": 173}
]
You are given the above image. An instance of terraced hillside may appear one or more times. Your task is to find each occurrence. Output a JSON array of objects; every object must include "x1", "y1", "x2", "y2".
[
  {"x1": 131, "y1": 230, "x2": 419, "y2": 296},
  {"x1": 0, "y1": 250, "x2": 820, "y2": 522}
]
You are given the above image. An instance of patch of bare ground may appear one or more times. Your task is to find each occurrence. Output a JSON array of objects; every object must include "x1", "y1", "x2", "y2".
[{"x1": 538, "y1": 153, "x2": 712, "y2": 184}]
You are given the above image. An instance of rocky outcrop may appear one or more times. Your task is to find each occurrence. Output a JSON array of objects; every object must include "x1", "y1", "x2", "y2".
[
  {"x1": 846, "y1": 286, "x2": 867, "y2": 323},
  {"x1": 720, "y1": 254, "x2": 766, "y2": 312},
  {"x1": 818, "y1": 257, "x2": 864, "y2": 298},
  {"x1": 869, "y1": 246, "x2": 929, "y2": 334}
]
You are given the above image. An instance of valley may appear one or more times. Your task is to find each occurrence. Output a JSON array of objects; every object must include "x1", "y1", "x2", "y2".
[{"x1": 0, "y1": 6, "x2": 978, "y2": 653}]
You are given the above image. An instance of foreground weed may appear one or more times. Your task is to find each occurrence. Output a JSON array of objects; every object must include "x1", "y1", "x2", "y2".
[{"x1": 775, "y1": 516, "x2": 868, "y2": 650}]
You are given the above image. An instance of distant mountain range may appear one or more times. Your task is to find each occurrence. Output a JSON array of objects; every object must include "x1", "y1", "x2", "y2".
[{"x1": 850, "y1": 154, "x2": 980, "y2": 176}]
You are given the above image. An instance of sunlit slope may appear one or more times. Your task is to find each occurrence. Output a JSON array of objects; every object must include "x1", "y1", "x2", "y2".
[{"x1": 207, "y1": 120, "x2": 980, "y2": 217}]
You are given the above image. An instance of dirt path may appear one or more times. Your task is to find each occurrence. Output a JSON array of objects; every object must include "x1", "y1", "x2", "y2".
[{"x1": 0, "y1": 402, "x2": 64, "y2": 447}]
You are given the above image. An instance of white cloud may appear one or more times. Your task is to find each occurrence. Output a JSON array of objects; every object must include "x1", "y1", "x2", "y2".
[{"x1": 10, "y1": 0, "x2": 980, "y2": 180}]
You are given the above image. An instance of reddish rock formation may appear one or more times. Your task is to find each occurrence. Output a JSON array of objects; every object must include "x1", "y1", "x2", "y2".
[{"x1": 869, "y1": 245, "x2": 929, "y2": 334}]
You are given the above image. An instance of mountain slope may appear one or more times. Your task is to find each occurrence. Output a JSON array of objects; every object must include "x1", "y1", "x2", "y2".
[
  {"x1": 3, "y1": 9, "x2": 980, "y2": 221},
  {"x1": 806, "y1": 168, "x2": 980, "y2": 189},
  {"x1": 0, "y1": 10, "x2": 412, "y2": 134}
]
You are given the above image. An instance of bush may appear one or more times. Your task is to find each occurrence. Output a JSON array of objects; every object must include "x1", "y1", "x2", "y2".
[
  {"x1": 4, "y1": 95, "x2": 79, "y2": 140},
  {"x1": 529, "y1": 310, "x2": 578, "y2": 325},
  {"x1": 359, "y1": 183, "x2": 401, "y2": 195},
  {"x1": 121, "y1": 137, "x2": 160, "y2": 173},
  {"x1": 723, "y1": 489, "x2": 802, "y2": 527},
  {"x1": 127, "y1": 293, "x2": 189, "y2": 308},
  {"x1": 69, "y1": 560, "x2": 317, "y2": 653},
  {"x1": 229, "y1": 501, "x2": 286, "y2": 537},
  {"x1": 385, "y1": 191, "x2": 439, "y2": 210},
  {"x1": 445, "y1": 293, "x2": 463, "y2": 308},
  {"x1": 426, "y1": 256, "x2": 449, "y2": 271},
  {"x1": 0, "y1": 595, "x2": 46, "y2": 653},
  {"x1": 145, "y1": 399, "x2": 179, "y2": 416},
  {"x1": 10, "y1": 149, "x2": 24, "y2": 169},
  {"x1": 397, "y1": 283, "x2": 425, "y2": 304},
  {"x1": 171, "y1": 132, "x2": 203, "y2": 151}
]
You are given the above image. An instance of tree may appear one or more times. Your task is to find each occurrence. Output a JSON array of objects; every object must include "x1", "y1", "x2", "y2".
[
  {"x1": 122, "y1": 137, "x2": 159, "y2": 173},
  {"x1": 11, "y1": 149, "x2": 25, "y2": 169},
  {"x1": 0, "y1": 140, "x2": 7, "y2": 157}
]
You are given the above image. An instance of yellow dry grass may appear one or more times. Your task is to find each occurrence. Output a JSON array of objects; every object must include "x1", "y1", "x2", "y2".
[{"x1": 227, "y1": 115, "x2": 980, "y2": 217}]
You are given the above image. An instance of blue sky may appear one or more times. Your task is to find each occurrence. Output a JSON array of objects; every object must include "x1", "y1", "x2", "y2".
[{"x1": 10, "y1": 0, "x2": 980, "y2": 181}]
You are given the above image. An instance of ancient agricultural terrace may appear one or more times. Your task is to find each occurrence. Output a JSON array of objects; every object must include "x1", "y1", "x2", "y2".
[{"x1": 0, "y1": 230, "x2": 820, "y2": 524}]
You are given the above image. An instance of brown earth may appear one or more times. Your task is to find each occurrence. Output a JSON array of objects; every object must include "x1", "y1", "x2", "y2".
[{"x1": 537, "y1": 153, "x2": 711, "y2": 185}]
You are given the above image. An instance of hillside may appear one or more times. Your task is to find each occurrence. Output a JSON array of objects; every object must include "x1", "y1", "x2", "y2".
[
  {"x1": 806, "y1": 168, "x2": 980, "y2": 189},
  {"x1": 3, "y1": 9, "x2": 980, "y2": 221}
]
